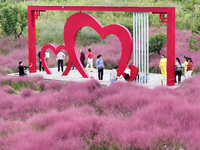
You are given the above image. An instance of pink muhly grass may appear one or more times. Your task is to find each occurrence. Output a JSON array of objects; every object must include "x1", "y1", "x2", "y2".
[
  {"x1": 0, "y1": 120, "x2": 23, "y2": 138},
  {"x1": 7, "y1": 131, "x2": 54, "y2": 150},
  {"x1": 52, "y1": 79, "x2": 101, "y2": 106},
  {"x1": 0, "y1": 75, "x2": 43, "y2": 85},
  {"x1": 21, "y1": 88, "x2": 34, "y2": 98},
  {"x1": 97, "y1": 82, "x2": 152, "y2": 116},
  {"x1": 29, "y1": 106, "x2": 96, "y2": 133},
  {"x1": 178, "y1": 74, "x2": 200, "y2": 104},
  {"x1": 37, "y1": 80, "x2": 46, "y2": 91},
  {"x1": 50, "y1": 114, "x2": 101, "y2": 148},
  {"x1": 44, "y1": 80, "x2": 65, "y2": 91},
  {"x1": 28, "y1": 108, "x2": 102, "y2": 149},
  {"x1": 51, "y1": 137, "x2": 85, "y2": 150},
  {"x1": 2, "y1": 85, "x2": 15, "y2": 94},
  {"x1": 1, "y1": 74, "x2": 200, "y2": 149}
]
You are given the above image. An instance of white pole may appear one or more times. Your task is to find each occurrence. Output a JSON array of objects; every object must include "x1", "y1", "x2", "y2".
[
  {"x1": 138, "y1": 12, "x2": 141, "y2": 82},
  {"x1": 136, "y1": 12, "x2": 138, "y2": 82},
  {"x1": 133, "y1": 13, "x2": 135, "y2": 66},
  {"x1": 144, "y1": 12, "x2": 146, "y2": 83},
  {"x1": 147, "y1": 12, "x2": 149, "y2": 83},
  {"x1": 141, "y1": 12, "x2": 144, "y2": 83}
]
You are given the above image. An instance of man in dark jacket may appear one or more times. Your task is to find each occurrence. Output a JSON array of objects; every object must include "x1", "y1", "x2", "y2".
[
  {"x1": 38, "y1": 50, "x2": 44, "y2": 71},
  {"x1": 18, "y1": 61, "x2": 32, "y2": 76},
  {"x1": 18, "y1": 61, "x2": 26, "y2": 76}
]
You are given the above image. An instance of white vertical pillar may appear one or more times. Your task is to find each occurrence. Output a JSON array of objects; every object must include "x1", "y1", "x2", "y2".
[
  {"x1": 138, "y1": 12, "x2": 141, "y2": 82},
  {"x1": 136, "y1": 12, "x2": 138, "y2": 82},
  {"x1": 133, "y1": 13, "x2": 136, "y2": 66},
  {"x1": 147, "y1": 12, "x2": 149, "y2": 82},
  {"x1": 144, "y1": 12, "x2": 147, "y2": 83},
  {"x1": 141, "y1": 12, "x2": 144, "y2": 82}
]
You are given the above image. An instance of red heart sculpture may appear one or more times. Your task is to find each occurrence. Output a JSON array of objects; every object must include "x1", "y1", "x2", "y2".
[
  {"x1": 41, "y1": 44, "x2": 89, "y2": 77},
  {"x1": 64, "y1": 12, "x2": 134, "y2": 77},
  {"x1": 41, "y1": 13, "x2": 138, "y2": 81},
  {"x1": 122, "y1": 65, "x2": 139, "y2": 81}
]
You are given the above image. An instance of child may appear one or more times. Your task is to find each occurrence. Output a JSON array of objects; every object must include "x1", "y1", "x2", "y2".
[{"x1": 110, "y1": 66, "x2": 118, "y2": 84}]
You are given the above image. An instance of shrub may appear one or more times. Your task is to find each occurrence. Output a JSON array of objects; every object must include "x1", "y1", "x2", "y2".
[
  {"x1": 149, "y1": 33, "x2": 167, "y2": 55},
  {"x1": 189, "y1": 33, "x2": 200, "y2": 51}
]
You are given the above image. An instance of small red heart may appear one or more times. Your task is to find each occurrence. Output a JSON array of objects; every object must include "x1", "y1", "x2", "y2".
[
  {"x1": 41, "y1": 44, "x2": 89, "y2": 77},
  {"x1": 122, "y1": 65, "x2": 139, "y2": 81}
]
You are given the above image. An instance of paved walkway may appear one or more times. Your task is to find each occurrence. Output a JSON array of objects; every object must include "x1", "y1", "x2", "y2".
[{"x1": 8, "y1": 67, "x2": 185, "y2": 88}]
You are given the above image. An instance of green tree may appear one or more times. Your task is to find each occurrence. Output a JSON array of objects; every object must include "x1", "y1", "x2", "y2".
[
  {"x1": 149, "y1": 33, "x2": 167, "y2": 55},
  {"x1": 189, "y1": 33, "x2": 200, "y2": 51},
  {"x1": 0, "y1": 3, "x2": 27, "y2": 40},
  {"x1": 183, "y1": 2, "x2": 200, "y2": 51}
]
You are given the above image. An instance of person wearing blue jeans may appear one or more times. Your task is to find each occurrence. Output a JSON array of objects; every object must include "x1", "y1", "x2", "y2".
[
  {"x1": 72, "y1": 64, "x2": 76, "y2": 70},
  {"x1": 96, "y1": 55, "x2": 104, "y2": 80}
]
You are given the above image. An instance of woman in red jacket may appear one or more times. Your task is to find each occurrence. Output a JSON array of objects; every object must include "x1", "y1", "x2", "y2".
[
  {"x1": 187, "y1": 57, "x2": 193, "y2": 78},
  {"x1": 86, "y1": 48, "x2": 94, "y2": 72}
]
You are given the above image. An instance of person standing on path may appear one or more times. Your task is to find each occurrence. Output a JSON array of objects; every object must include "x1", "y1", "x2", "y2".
[
  {"x1": 187, "y1": 57, "x2": 193, "y2": 78},
  {"x1": 38, "y1": 50, "x2": 44, "y2": 71},
  {"x1": 182, "y1": 56, "x2": 188, "y2": 78},
  {"x1": 159, "y1": 54, "x2": 167, "y2": 79},
  {"x1": 80, "y1": 49, "x2": 85, "y2": 67},
  {"x1": 56, "y1": 51, "x2": 65, "y2": 72},
  {"x1": 96, "y1": 55, "x2": 104, "y2": 80},
  {"x1": 86, "y1": 48, "x2": 94, "y2": 72},
  {"x1": 175, "y1": 57, "x2": 182, "y2": 84}
]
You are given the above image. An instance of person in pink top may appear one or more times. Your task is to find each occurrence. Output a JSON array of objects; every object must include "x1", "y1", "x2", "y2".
[{"x1": 86, "y1": 48, "x2": 94, "y2": 72}]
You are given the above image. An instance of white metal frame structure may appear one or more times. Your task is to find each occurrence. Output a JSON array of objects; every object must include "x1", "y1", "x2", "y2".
[{"x1": 133, "y1": 12, "x2": 149, "y2": 83}]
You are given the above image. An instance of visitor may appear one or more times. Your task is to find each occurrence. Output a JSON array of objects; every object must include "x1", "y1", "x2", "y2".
[
  {"x1": 187, "y1": 57, "x2": 193, "y2": 78},
  {"x1": 159, "y1": 54, "x2": 167, "y2": 79},
  {"x1": 72, "y1": 64, "x2": 76, "y2": 70},
  {"x1": 80, "y1": 49, "x2": 85, "y2": 67},
  {"x1": 110, "y1": 66, "x2": 118, "y2": 84},
  {"x1": 124, "y1": 65, "x2": 131, "y2": 81},
  {"x1": 182, "y1": 56, "x2": 188, "y2": 78},
  {"x1": 96, "y1": 54, "x2": 104, "y2": 80},
  {"x1": 86, "y1": 48, "x2": 94, "y2": 72},
  {"x1": 18, "y1": 61, "x2": 32, "y2": 76},
  {"x1": 38, "y1": 50, "x2": 44, "y2": 71},
  {"x1": 175, "y1": 57, "x2": 182, "y2": 84},
  {"x1": 56, "y1": 51, "x2": 65, "y2": 72}
]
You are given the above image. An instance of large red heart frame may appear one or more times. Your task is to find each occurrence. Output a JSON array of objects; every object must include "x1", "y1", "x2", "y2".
[{"x1": 41, "y1": 13, "x2": 138, "y2": 80}]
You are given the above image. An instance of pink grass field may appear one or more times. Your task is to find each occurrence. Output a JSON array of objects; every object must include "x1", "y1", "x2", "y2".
[
  {"x1": 0, "y1": 29, "x2": 200, "y2": 149},
  {"x1": 0, "y1": 75, "x2": 200, "y2": 149}
]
